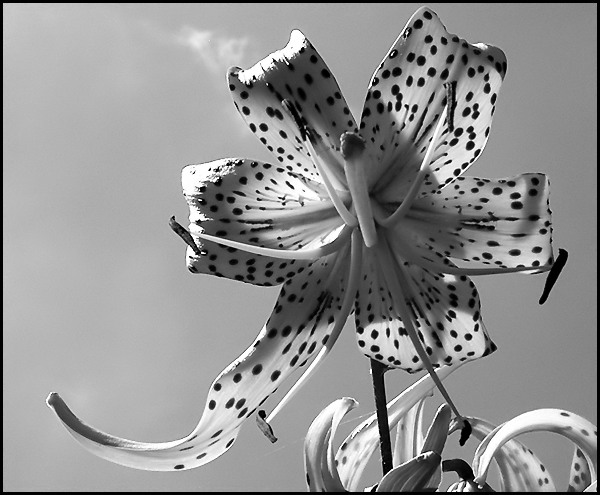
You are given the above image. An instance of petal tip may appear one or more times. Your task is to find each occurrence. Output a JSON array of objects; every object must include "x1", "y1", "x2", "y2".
[
  {"x1": 289, "y1": 29, "x2": 306, "y2": 43},
  {"x1": 227, "y1": 65, "x2": 242, "y2": 79}
]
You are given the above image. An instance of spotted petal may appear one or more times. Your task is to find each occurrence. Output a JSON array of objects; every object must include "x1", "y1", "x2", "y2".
[
  {"x1": 568, "y1": 447, "x2": 594, "y2": 492},
  {"x1": 354, "y1": 239, "x2": 495, "y2": 372},
  {"x1": 183, "y1": 158, "x2": 346, "y2": 285},
  {"x1": 464, "y1": 416, "x2": 557, "y2": 492},
  {"x1": 472, "y1": 409, "x2": 598, "y2": 490},
  {"x1": 228, "y1": 29, "x2": 357, "y2": 186},
  {"x1": 48, "y1": 246, "x2": 352, "y2": 471},
  {"x1": 335, "y1": 365, "x2": 458, "y2": 491},
  {"x1": 393, "y1": 396, "x2": 426, "y2": 466},
  {"x1": 398, "y1": 174, "x2": 554, "y2": 273},
  {"x1": 360, "y1": 6, "x2": 506, "y2": 200}
]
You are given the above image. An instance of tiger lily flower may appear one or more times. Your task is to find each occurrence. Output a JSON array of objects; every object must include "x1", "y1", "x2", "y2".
[
  {"x1": 47, "y1": 7, "x2": 555, "y2": 472},
  {"x1": 304, "y1": 366, "x2": 457, "y2": 492},
  {"x1": 445, "y1": 409, "x2": 597, "y2": 492}
]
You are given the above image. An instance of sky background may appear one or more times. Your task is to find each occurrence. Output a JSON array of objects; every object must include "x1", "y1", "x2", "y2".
[{"x1": 3, "y1": 3, "x2": 597, "y2": 492}]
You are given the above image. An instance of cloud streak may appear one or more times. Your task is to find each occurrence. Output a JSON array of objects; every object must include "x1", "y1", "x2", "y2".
[{"x1": 177, "y1": 27, "x2": 250, "y2": 76}]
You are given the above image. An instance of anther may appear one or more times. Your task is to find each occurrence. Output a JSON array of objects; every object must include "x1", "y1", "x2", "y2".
[
  {"x1": 458, "y1": 419, "x2": 472, "y2": 446},
  {"x1": 442, "y1": 458, "x2": 475, "y2": 481},
  {"x1": 539, "y1": 248, "x2": 568, "y2": 304},
  {"x1": 169, "y1": 216, "x2": 203, "y2": 256},
  {"x1": 256, "y1": 410, "x2": 277, "y2": 443},
  {"x1": 280, "y1": 99, "x2": 356, "y2": 228},
  {"x1": 444, "y1": 81, "x2": 457, "y2": 132},
  {"x1": 379, "y1": 235, "x2": 468, "y2": 431},
  {"x1": 341, "y1": 132, "x2": 378, "y2": 247},
  {"x1": 281, "y1": 99, "x2": 306, "y2": 141}
]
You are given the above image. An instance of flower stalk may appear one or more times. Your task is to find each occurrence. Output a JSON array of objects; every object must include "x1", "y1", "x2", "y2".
[{"x1": 370, "y1": 359, "x2": 394, "y2": 476}]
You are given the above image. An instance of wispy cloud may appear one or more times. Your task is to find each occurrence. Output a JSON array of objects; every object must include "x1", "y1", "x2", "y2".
[{"x1": 176, "y1": 27, "x2": 250, "y2": 75}]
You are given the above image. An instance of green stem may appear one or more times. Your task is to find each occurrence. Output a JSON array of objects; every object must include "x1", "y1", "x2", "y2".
[{"x1": 370, "y1": 359, "x2": 393, "y2": 476}]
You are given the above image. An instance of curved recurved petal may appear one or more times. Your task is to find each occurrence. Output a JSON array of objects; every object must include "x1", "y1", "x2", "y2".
[
  {"x1": 400, "y1": 174, "x2": 553, "y2": 273},
  {"x1": 361, "y1": 6, "x2": 506, "y2": 200},
  {"x1": 354, "y1": 239, "x2": 496, "y2": 372},
  {"x1": 228, "y1": 30, "x2": 357, "y2": 185},
  {"x1": 183, "y1": 158, "x2": 346, "y2": 285},
  {"x1": 465, "y1": 416, "x2": 557, "y2": 492},
  {"x1": 393, "y1": 396, "x2": 426, "y2": 466},
  {"x1": 473, "y1": 409, "x2": 598, "y2": 490},
  {"x1": 304, "y1": 397, "x2": 358, "y2": 492},
  {"x1": 568, "y1": 447, "x2": 594, "y2": 492},
  {"x1": 336, "y1": 365, "x2": 458, "y2": 491},
  {"x1": 48, "y1": 246, "x2": 352, "y2": 471}
]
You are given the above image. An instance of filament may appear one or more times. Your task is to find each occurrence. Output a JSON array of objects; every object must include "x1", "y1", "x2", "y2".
[
  {"x1": 265, "y1": 229, "x2": 363, "y2": 423},
  {"x1": 379, "y1": 104, "x2": 448, "y2": 229}
]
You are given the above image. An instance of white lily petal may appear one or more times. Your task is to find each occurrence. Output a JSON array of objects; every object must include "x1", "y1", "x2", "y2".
[
  {"x1": 375, "y1": 451, "x2": 441, "y2": 492},
  {"x1": 473, "y1": 409, "x2": 597, "y2": 489},
  {"x1": 393, "y1": 396, "x2": 426, "y2": 466},
  {"x1": 362, "y1": 7, "x2": 507, "y2": 200},
  {"x1": 568, "y1": 447, "x2": 594, "y2": 492},
  {"x1": 182, "y1": 158, "x2": 347, "y2": 283},
  {"x1": 228, "y1": 29, "x2": 357, "y2": 186},
  {"x1": 304, "y1": 397, "x2": 358, "y2": 492},
  {"x1": 465, "y1": 416, "x2": 557, "y2": 492}
]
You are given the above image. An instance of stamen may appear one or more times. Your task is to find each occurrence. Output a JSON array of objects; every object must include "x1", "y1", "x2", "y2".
[
  {"x1": 281, "y1": 99, "x2": 356, "y2": 228},
  {"x1": 444, "y1": 81, "x2": 457, "y2": 132},
  {"x1": 169, "y1": 216, "x2": 203, "y2": 256},
  {"x1": 459, "y1": 421, "x2": 472, "y2": 446},
  {"x1": 256, "y1": 410, "x2": 277, "y2": 443},
  {"x1": 263, "y1": 229, "x2": 363, "y2": 425},
  {"x1": 280, "y1": 99, "x2": 346, "y2": 186},
  {"x1": 379, "y1": 104, "x2": 448, "y2": 229},
  {"x1": 538, "y1": 248, "x2": 568, "y2": 304},
  {"x1": 442, "y1": 458, "x2": 475, "y2": 481},
  {"x1": 188, "y1": 224, "x2": 352, "y2": 261},
  {"x1": 387, "y1": 230, "x2": 554, "y2": 277},
  {"x1": 378, "y1": 235, "x2": 467, "y2": 430},
  {"x1": 341, "y1": 132, "x2": 378, "y2": 248},
  {"x1": 281, "y1": 99, "x2": 306, "y2": 141}
]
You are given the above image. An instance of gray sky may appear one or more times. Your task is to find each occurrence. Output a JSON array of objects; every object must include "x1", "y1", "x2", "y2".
[{"x1": 4, "y1": 3, "x2": 597, "y2": 491}]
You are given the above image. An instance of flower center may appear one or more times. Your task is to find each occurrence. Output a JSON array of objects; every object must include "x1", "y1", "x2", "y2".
[
  {"x1": 340, "y1": 132, "x2": 378, "y2": 247},
  {"x1": 336, "y1": 102, "x2": 450, "y2": 248}
]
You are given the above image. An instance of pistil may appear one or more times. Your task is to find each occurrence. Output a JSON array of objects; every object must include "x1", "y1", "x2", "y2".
[{"x1": 341, "y1": 132, "x2": 378, "y2": 247}]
